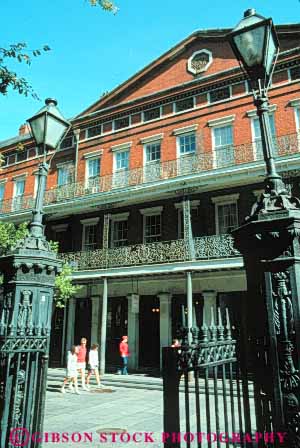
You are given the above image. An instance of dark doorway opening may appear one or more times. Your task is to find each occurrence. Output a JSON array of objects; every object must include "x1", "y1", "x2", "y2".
[
  {"x1": 74, "y1": 298, "x2": 92, "y2": 347},
  {"x1": 49, "y1": 307, "x2": 65, "y2": 367},
  {"x1": 106, "y1": 297, "x2": 128, "y2": 369},
  {"x1": 139, "y1": 296, "x2": 160, "y2": 368}
]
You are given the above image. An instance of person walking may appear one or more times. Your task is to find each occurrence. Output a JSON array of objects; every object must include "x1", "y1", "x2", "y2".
[
  {"x1": 76, "y1": 337, "x2": 89, "y2": 391},
  {"x1": 61, "y1": 345, "x2": 80, "y2": 394},
  {"x1": 119, "y1": 335, "x2": 129, "y2": 375},
  {"x1": 86, "y1": 343, "x2": 103, "y2": 389}
]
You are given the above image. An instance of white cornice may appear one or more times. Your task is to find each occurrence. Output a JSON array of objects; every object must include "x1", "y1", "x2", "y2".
[
  {"x1": 289, "y1": 98, "x2": 300, "y2": 108},
  {"x1": 12, "y1": 173, "x2": 28, "y2": 180},
  {"x1": 140, "y1": 133, "x2": 164, "y2": 144},
  {"x1": 140, "y1": 205, "x2": 163, "y2": 215},
  {"x1": 111, "y1": 142, "x2": 132, "y2": 152},
  {"x1": 211, "y1": 193, "x2": 240, "y2": 204},
  {"x1": 80, "y1": 217, "x2": 100, "y2": 225},
  {"x1": 110, "y1": 212, "x2": 130, "y2": 221},
  {"x1": 207, "y1": 115, "x2": 235, "y2": 127},
  {"x1": 83, "y1": 150, "x2": 103, "y2": 159},
  {"x1": 173, "y1": 124, "x2": 198, "y2": 136}
]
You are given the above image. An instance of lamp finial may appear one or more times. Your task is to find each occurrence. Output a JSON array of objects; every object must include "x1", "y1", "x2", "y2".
[
  {"x1": 45, "y1": 98, "x2": 58, "y2": 107},
  {"x1": 244, "y1": 8, "x2": 256, "y2": 18}
]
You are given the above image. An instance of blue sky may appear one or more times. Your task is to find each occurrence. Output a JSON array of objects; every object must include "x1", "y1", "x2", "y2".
[{"x1": 0, "y1": 0, "x2": 299, "y2": 141}]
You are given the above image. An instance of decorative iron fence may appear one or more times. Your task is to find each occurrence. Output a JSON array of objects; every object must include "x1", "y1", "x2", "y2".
[
  {"x1": 162, "y1": 309, "x2": 256, "y2": 448},
  {"x1": 0, "y1": 133, "x2": 299, "y2": 216},
  {"x1": 61, "y1": 234, "x2": 240, "y2": 270}
]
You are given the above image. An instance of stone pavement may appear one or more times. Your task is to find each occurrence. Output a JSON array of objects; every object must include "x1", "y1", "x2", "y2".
[
  {"x1": 43, "y1": 369, "x2": 165, "y2": 448},
  {"x1": 41, "y1": 368, "x2": 257, "y2": 448}
]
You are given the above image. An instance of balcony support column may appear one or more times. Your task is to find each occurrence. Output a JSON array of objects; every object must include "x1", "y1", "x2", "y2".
[
  {"x1": 99, "y1": 277, "x2": 108, "y2": 376},
  {"x1": 183, "y1": 197, "x2": 195, "y2": 261},
  {"x1": 65, "y1": 297, "x2": 76, "y2": 353},
  {"x1": 158, "y1": 292, "x2": 172, "y2": 369},
  {"x1": 91, "y1": 296, "x2": 100, "y2": 344},
  {"x1": 186, "y1": 271, "x2": 193, "y2": 345},
  {"x1": 202, "y1": 290, "x2": 217, "y2": 325},
  {"x1": 126, "y1": 294, "x2": 139, "y2": 370}
]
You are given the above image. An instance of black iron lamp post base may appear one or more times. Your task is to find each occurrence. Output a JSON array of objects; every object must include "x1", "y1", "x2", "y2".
[
  {"x1": 233, "y1": 209, "x2": 300, "y2": 447},
  {"x1": 0, "y1": 234, "x2": 61, "y2": 448}
]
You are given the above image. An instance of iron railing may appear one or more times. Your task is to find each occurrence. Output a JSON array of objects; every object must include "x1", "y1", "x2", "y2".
[
  {"x1": 162, "y1": 309, "x2": 255, "y2": 448},
  {"x1": 1, "y1": 133, "x2": 299, "y2": 215},
  {"x1": 61, "y1": 234, "x2": 240, "y2": 270}
]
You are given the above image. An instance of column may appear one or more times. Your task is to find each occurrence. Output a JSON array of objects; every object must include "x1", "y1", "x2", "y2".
[
  {"x1": 99, "y1": 278, "x2": 108, "y2": 376},
  {"x1": 186, "y1": 271, "x2": 193, "y2": 344},
  {"x1": 65, "y1": 297, "x2": 76, "y2": 354},
  {"x1": 127, "y1": 294, "x2": 140, "y2": 370},
  {"x1": 90, "y1": 296, "x2": 100, "y2": 344},
  {"x1": 202, "y1": 290, "x2": 217, "y2": 326},
  {"x1": 158, "y1": 292, "x2": 172, "y2": 369}
]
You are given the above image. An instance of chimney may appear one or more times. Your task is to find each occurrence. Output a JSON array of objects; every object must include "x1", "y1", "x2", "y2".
[{"x1": 19, "y1": 123, "x2": 30, "y2": 136}]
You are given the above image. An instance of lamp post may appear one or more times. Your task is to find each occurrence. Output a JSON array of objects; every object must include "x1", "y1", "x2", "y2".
[
  {"x1": 228, "y1": 10, "x2": 300, "y2": 446},
  {"x1": 0, "y1": 99, "x2": 70, "y2": 447}
]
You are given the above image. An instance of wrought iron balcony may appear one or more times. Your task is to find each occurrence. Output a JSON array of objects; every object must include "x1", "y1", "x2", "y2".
[
  {"x1": 61, "y1": 234, "x2": 240, "y2": 270},
  {"x1": 0, "y1": 133, "x2": 299, "y2": 215}
]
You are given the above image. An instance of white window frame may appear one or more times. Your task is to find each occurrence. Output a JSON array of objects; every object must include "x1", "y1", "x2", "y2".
[
  {"x1": 57, "y1": 162, "x2": 74, "y2": 187},
  {"x1": 208, "y1": 115, "x2": 235, "y2": 169},
  {"x1": 176, "y1": 132, "x2": 197, "y2": 157},
  {"x1": 211, "y1": 194, "x2": 239, "y2": 235},
  {"x1": 85, "y1": 157, "x2": 101, "y2": 190},
  {"x1": 289, "y1": 99, "x2": 300, "y2": 149},
  {"x1": 247, "y1": 106, "x2": 277, "y2": 160},
  {"x1": 0, "y1": 180, "x2": 6, "y2": 207},
  {"x1": 140, "y1": 206, "x2": 163, "y2": 244},
  {"x1": 110, "y1": 212, "x2": 129, "y2": 248},
  {"x1": 13, "y1": 175, "x2": 26, "y2": 199},
  {"x1": 80, "y1": 217, "x2": 99, "y2": 251},
  {"x1": 12, "y1": 175, "x2": 26, "y2": 211}
]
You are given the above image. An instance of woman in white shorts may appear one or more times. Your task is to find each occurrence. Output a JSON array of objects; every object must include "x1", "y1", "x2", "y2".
[{"x1": 61, "y1": 345, "x2": 80, "y2": 394}]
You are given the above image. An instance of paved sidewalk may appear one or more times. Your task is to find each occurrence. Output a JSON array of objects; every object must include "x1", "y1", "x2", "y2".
[{"x1": 43, "y1": 371, "x2": 165, "y2": 448}]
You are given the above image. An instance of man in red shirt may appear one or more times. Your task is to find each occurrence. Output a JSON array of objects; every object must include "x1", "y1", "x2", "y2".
[
  {"x1": 77, "y1": 337, "x2": 89, "y2": 390},
  {"x1": 119, "y1": 335, "x2": 129, "y2": 375}
]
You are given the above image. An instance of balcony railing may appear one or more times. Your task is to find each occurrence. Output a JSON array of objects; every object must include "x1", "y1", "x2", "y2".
[
  {"x1": 0, "y1": 133, "x2": 299, "y2": 215},
  {"x1": 61, "y1": 234, "x2": 241, "y2": 270}
]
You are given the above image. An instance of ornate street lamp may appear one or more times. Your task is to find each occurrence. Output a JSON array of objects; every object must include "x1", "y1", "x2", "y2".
[
  {"x1": 27, "y1": 98, "x2": 70, "y2": 241},
  {"x1": 0, "y1": 99, "x2": 70, "y2": 447},
  {"x1": 228, "y1": 9, "x2": 299, "y2": 216},
  {"x1": 228, "y1": 11, "x2": 300, "y2": 446}
]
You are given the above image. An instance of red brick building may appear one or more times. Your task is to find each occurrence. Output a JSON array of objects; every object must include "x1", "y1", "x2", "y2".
[{"x1": 1, "y1": 24, "x2": 300, "y2": 370}]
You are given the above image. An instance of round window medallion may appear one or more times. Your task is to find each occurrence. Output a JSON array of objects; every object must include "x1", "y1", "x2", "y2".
[{"x1": 187, "y1": 49, "x2": 213, "y2": 75}]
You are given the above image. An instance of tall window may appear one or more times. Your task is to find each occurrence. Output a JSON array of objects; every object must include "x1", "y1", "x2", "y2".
[
  {"x1": 213, "y1": 125, "x2": 234, "y2": 168},
  {"x1": 13, "y1": 178, "x2": 25, "y2": 210},
  {"x1": 252, "y1": 114, "x2": 276, "y2": 160},
  {"x1": 178, "y1": 133, "x2": 196, "y2": 155},
  {"x1": 217, "y1": 203, "x2": 238, "y2": 234},
  {"x1": 0, "y1": 183, "x2": 5, "y2": 209},
  {"x1": 82, "y1": 224, "x2": 98, "y2": 251},
  {"x1": 115, "y1": 151, "x2": 129, "y2": 170},
  {"x1": 57, "y1": 163, "x2": 74, "y2": 187},
  {"x1": 295, "y1": 108, "x2": 300, "y2": 133},
  {"x1": 87, "y1": 158, "x2": 101, "y2": 188},
  {"x1": 144, "y1": 214, "x2": 161, "y2": 243},
  {"x1": 112, "y1": 220, "x2": 128, "y2": 247},
  {"x1": 113, "y1": 150, "x2": 129, "y2": 188},
  {"x1": 144, "y1": 142, "x2": 161, "y2": 182}
]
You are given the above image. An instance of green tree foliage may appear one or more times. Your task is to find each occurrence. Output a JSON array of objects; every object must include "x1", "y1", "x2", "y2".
[
  {"x1": 0, "y1": 221, "x2": 80, "y2": 307},
  {"x1": 0, "y1": 221, "x2": 29, "y2": 254},
  {"x1": 0, "y1": 43, "x2": 51, "y2": 98}
]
